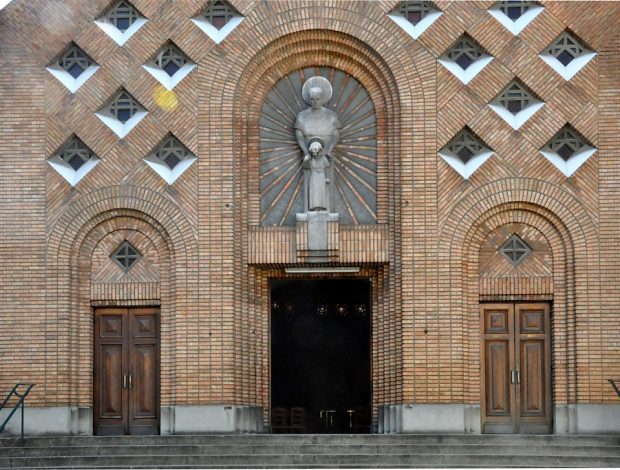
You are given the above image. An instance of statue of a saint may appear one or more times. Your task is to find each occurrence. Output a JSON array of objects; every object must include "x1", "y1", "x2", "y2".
[
  {"x1": 295, "y1": 76, "x2": 341, "y2": 212},
  {"x1": 304, "y1": 138, "x2": 330, "y2": 211}
]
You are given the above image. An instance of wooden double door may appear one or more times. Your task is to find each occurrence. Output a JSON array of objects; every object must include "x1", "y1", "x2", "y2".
[
  {"x1": 94, "y1": 308, "x2": 160, "y2": 435},
  {"x1": 481, "y1": 303, "x2": 552, "y2": 434}
]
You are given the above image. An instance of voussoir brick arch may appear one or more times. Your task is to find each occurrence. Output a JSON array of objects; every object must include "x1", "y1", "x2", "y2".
[
  {"x1": 44, "y1": 186, "x2": 198, "y2": 405},
  {"x1": 438, "y1": 177, "x2": 601, "y2": 405}
]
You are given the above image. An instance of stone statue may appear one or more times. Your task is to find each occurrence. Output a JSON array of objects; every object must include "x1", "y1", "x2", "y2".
[
  {"x1": 295, "y1": 76, "x2": 341, "y2": 212},
  {"x1": 304, "y1": 138, "x2": 330, "y2": 211}
]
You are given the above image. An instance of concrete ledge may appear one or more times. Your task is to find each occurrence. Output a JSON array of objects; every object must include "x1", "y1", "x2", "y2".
[
  {"x1": 161, "y1": 405, "x2": 264, "y2": 434},
  {"x1": 555, "y1": 404, "x2": 620, "y2": 434},
  {"x1": 0, "y1": 406, "x2": 92, "y2": 436},
  {"x1": 378, "y1": 404, "x2": 480, "y2": 434}
]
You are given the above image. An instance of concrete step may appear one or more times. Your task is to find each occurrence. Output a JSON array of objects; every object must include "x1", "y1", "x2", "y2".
[
  {"x1": 2, "y1": 452, "x2": 620, "y2": 468},
  {"x1": 2, "y1": 443, "x2": 620, "y2": 457}
]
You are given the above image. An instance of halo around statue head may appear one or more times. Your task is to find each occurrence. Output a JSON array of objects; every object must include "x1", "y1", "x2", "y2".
[{"x1": 302, "y1": 76, "x2": 333, "y2": 107}]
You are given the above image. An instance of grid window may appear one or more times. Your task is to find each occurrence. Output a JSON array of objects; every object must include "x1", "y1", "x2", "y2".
[
  {"x1": 500, "y1": 234, "x2": 531, "y2": 265},
  {"x1": 498, "y1": 0, "x2": 535, "y2": 20},
  {"x1": 111, "y1": 241, "x2": 141, "y2": 271},
  {"x1": 59, "y1": 137, "x2": 96, "y2": 171},
  {"x1": 446, "y1": 36, "x2": 485, "y2": 70},
  {"x1": 108, "y1": 91, "x2": 141, "y2": 123},
  {"x1": 154, "y1": 135, "x2": 194, "y2": 170},
  {"x1": 447, "y1": 129, "x2": 484, "y2": 163},
  {"x1": 105, "y1": 1, "x2": 140, "y2": 32},
  {"x1": 57, "y1": 45, "x2": 95, "y2": 79},
  {"x1": 546, "y1": 126, "x2": 587, "y2": 161},
  {"x1": 498, "y1": 81, "x2": 535, "y2": 115},
  {"x1": 154, "y1": 44, "x2": 189, "y2": 77},
  {"x1": 202, "y1": 0, "x2": 238, "y2": 29},
  {"x1": 397, "y1": 1, "x2": 434, "y2": 26},
  {"x1": 545, "y1": 31, "x2": 587, "y2": 67}
]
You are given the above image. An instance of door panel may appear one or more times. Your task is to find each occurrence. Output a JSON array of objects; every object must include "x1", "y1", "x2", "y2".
[
  {"x1": 94, "y1": 308, "x2": 160, "y2": 435},
  {"x1": 481, "y1": 303, "x2": 551, "y2": 434}
]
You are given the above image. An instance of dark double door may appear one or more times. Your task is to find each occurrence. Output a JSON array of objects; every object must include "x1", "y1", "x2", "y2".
[
  {"x1": 94, "y1": 307, "x2": 160, "y2": 435},
  {"x1": 481, "y1": 303, "x2": 552, "y2": 434}
]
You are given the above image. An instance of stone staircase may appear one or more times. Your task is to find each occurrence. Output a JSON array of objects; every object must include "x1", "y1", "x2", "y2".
[{"x1": 1, "y1": 434, "x2": 620, "y2": 468}]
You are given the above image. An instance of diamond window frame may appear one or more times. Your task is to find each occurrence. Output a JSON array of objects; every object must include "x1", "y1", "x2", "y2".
[
  {"x1": 489, "y1": 80, "x2": 544, "y2": 130},
  {"x1": 47, "y1": 136, "x2": 100, "y2": 186},
  {"x1": 438, "y1": 35, "x2": 493, "y2": 85},
  {"x1": 387, "y1": 1, "x2": 442, "y2": 40},
  {"x1": 488, "y1": 1, "x2": 543, "y2": 35},
  {"x1": 96, "y1": 89, "x2": 148, "y2": 138},
  {"x1": 46, "y1": 43, "x2": 100, "y2": 93},
  {"x1": 95, "y1": 1, "x2": 147, "y2": 46},
  {"x1": 143, "y1": 42, "x2": 196, "y2": 91},
  {"x1": 145, "y1": 134, "x2": 197, "y2": 184},
  {"x1": 191, "y1": 0, "x2": 244, "y2": 45},
  {"x1": 111, "y1": 240, "x2": 142, "y2": 272},
  {"x1": 500, "y1": 234, "x2": 532, "y2": 266},
  {"x1": 438, "y1": 128, "x2": 494, "y2": 179},
  {"x1": 539, "y1": 31, "x2": 596, "y2": 81},
  {"x1": 540, "y1": 125, "x2": 596, "y2": 177}
]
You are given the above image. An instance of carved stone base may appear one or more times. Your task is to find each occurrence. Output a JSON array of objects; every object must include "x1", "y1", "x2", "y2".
[{"x1": 296, "y1": 211, "x2": 339, "y2": 262}]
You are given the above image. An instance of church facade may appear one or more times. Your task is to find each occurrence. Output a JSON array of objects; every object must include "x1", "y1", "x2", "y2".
[{"x1": 1, "y1": 0, "x2": 619, "y2": 436}]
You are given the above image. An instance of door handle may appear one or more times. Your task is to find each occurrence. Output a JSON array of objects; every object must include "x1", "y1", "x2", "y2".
[
  {"x1": 123, "y1": 374, "x2": 127, "y2": 389},
  {"x1": 511, "y1": 370, "x2": 520, "y2": 384},
  {"x1": 128, "y1": 374, "x2": 133, "y2": 389}
]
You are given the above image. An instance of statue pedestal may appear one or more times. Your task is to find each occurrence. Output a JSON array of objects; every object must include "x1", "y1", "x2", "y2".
[{"x1": 296, "y1": 211, "x2": 339, "y2": 262}]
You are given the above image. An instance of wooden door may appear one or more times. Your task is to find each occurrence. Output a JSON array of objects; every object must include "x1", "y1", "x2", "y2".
[
  {"x1": 94, "y1": 307, "x2": 160, "y2": 435},
  {"x1": 481, "y1": 303, "x2": 551, "y2": 434}
]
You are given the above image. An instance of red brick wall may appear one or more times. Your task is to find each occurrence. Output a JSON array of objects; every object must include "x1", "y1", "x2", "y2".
[{"x1": 0, "y1": 1, "x2": 619, "y2": 421}]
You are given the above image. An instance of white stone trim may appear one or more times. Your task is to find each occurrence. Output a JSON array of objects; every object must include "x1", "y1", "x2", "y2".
[
  {"x1": 0, "y1": 406, "x2": 92, "y2": 436},
  {"x1": 47, "y1": 153, "x2": 100, "y2": 186},
  {"x1": 438, "y1": 147, "x2": 494, "y2": 179},
  {"x1": 191, "y1": 16, "x2": 244, "y2": 45},
  {"x1": 489, "y1": 101, "x2": 544, "y2": 130},
  {"x1": 387, "y1": 10, "x2": 442, "y2": 40},
  {"x1": 487, "y1": 3, "x2": 544, "y2": 35},
  {"x1": 46, "y1": 64, "x2": 100, "y2": 94},
  {"x1": 142, "y1": 63, "x2": 197, "y2": 91},
  {"x1": 540, "y1": 145, "x2": 596, "y2": 177},
  {"x1": 438, "y1": 55, "x2": 493, "y2": 85},
  {"x1": 94, "y1": 17, "x2": 147, "y2": 46},
  {"x1": 539, "y1": 51, "x2": 596, "y2": 81},
  {"x1": 378, "y1": 404, "x2": 481, "y2": 433},
  {"x1": 96, "y1": 109, "x2": 147, "y2": 139},
  {"x1": 144, "y1": 153, "x2": 197, "y2": 185}
]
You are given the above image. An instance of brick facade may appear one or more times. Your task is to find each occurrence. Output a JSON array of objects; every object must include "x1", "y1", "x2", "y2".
[{"x1": 0, "y1": 0, "x2": 619, "y2": 434}]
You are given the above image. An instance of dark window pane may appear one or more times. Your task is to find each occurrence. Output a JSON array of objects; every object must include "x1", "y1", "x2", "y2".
[
  {"x1": 117, "y1": 109, "x2": 131, "y2": 123},
  {"x1": 68, "y1": 155, "x2": 84, "y2": 171},
  {"x1": 557, "y1": 50, "x2": 574, "y2": 66},
  {"x1": 557, "y1": 144, "x2": 574, "y2": 160},
  {"x1": 163, "y1": 61, "x2": 180, "y2": 77},
  {"x1": 507, "y1": 6, "x2": 522, "y2": 20},
  {"x1": 507, "y1": 100, "x2": 522, "y2": 114},
  {"x1": 212, "y1": 15, "x2": 227, "y2": 29},
  {"x1": 407, "y1": 10, "x2": 422, "y2": 25},
  {"x1": 457, "y1": 147, "x2": 474, "y2": 162},
  {"x1": 456, "y1": 54, "x2": 473, "y2": 70},
  {"x1": 165, "y1": 153, "x2": 181, "y2": 169},
  {"x1": 116, "y1": 17, "x2": 130, "y2": 31},
  {"x1": 67, "y1": 63, "x2": 85, "y2": 79}
]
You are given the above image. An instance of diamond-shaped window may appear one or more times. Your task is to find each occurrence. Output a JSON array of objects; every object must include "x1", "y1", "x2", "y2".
[
  {"x1": 540, "y1": 31, "x2": 596, "y2": 80},
  {"x1": 47, "y1": 136, "x2": 100, "y2": 186},
  {"x1": 488, "y1": 1, "x2": 543, "y2": 35},
  {"x1": 388, "y1": 1, "x2": 442, "y2": 40},
  {"x1": 46, "y1": 43, "x2": 100, "y2": 93},
  {"x1": 95, "y1": 1, "x2": 147, "y2": 46},
  {"x1": 111, "y1": 240, "x2": 141, "y2": 272},
  {"x1": 540, "y1": 125, "x2": 596, "y2": 177},
  {"x1": 500, "y1": 234, "x2": 531, "y2": 265},
  {"x1": 145, "y1": 134, "x2": 197, "y2": 184},
  {"x1": 143, "y1": 42, "x2": 196, "y2": 91},
  {"x1": 96, "y1": 89, "x2": 147, "y2": 138},
  {"x1": 438, "y1": 128, "x2": 493, "y2": 179},
  {"x1": 489, "y1": 80, "x2": 544, "y2": 130},
  {"x1": 192, "y1": 0, "x2": 244, "y2": 44},
  {"x1": 438, "y1": 35, "x2": 493, "y2": 85}
]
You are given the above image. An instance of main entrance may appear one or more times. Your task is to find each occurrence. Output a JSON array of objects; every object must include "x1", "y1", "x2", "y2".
[
  {"x1": 481, "y1": 303, "x2": 552, "y2": 434},
  {"x1": 270, "y1": 279, "x2": 371, "y2": 433},
  {"x1": 94, "y1": 307, "x2": 160, "y2": 435}
]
